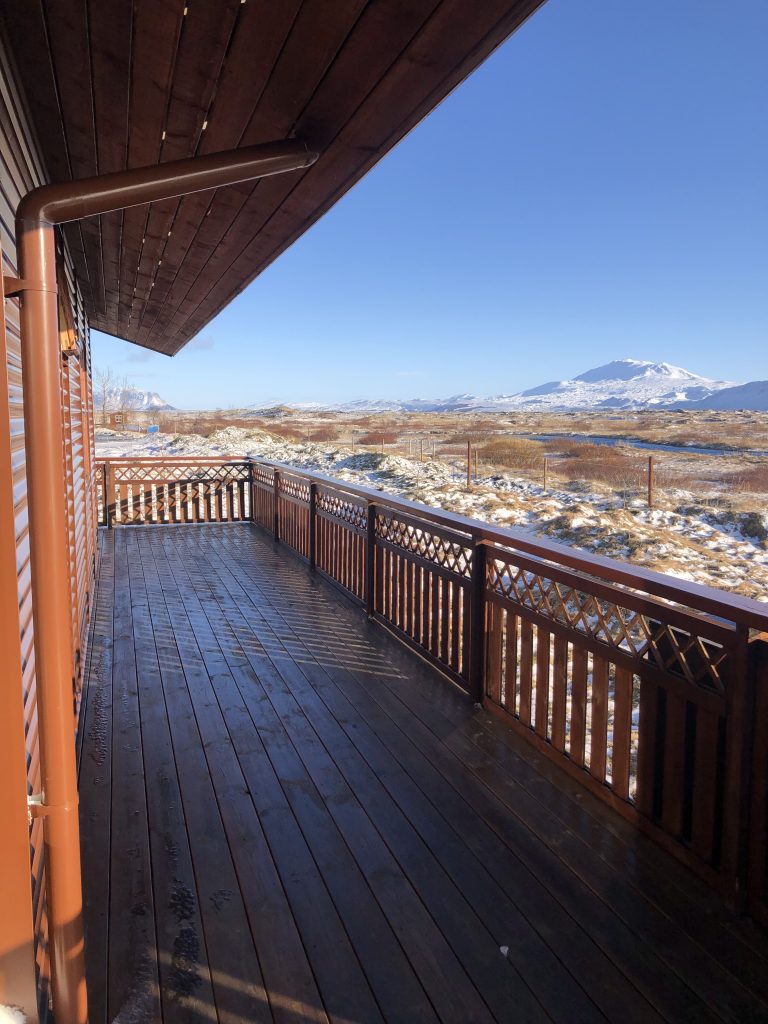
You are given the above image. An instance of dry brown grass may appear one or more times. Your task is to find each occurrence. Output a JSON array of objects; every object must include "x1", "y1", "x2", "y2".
[
  {"x1": 307, "y1": 426, "x2": 341, "y2": 442},
  {"x1": 147, "y1": 408, "x2": 768, "y2": 505},
  {"x1": 478, "y1": 437, "x2": 541, "y2": 468},
  {"x1": 156, "y1": 413, "x2": 262, "y2": 435},
  {"x1": 358, "y1": 430, "x2": 399, "y2": 445},
  {"x1": 267, "y1": 422, "x2": 304, "y2": 441},
  {"x1": 721, "y1": 463, "x2": 768, "y2": 493}
]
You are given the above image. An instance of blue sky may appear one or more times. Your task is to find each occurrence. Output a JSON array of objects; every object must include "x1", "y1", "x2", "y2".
[{"x1": 92, "y1": 0, "x2": 767, "y2": 409}]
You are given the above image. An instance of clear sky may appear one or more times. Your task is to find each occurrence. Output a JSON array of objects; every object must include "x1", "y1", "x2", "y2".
[{"x1": 92, "y1": 0, "x2": 767, "y2": 410}]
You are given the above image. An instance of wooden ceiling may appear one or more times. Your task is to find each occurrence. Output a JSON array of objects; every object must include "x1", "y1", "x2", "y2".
[{"x1": 5, "y1": 0, "x2": 544, "y2": 355}]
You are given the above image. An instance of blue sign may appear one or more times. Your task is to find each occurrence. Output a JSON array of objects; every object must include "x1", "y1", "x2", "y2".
[{"x1": 147, "y1": 424, "x2": 160, "y2": 433}]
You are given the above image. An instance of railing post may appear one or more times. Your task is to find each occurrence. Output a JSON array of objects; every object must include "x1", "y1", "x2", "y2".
[
  {"x1": 366, "y1": 502, "x2": 376, "y2": 617},
  {"x1": 273, "y1": 469, "x2": 280, "y2": 540},
  {"x1": 105, "y1": 460, "x2": 114, "y2": 527},
  {"x1": 720, "y1": 625, "x2": 756, "y2": 906},
  {"x1": 248, "y1": 459, "x2": 255, "y2": 522},
  {"x1": 99, "y1": 461, "x2": 105, "y2": 526},
  {"x1": 747, "y1": 635, "x2": 768, "y2": 924},
  {"x1": 469, "y1": 539, "x2": 487, "y2": 704},
  {"x1": 309, "y1": 482, "x2": 317, "y2": 571}
]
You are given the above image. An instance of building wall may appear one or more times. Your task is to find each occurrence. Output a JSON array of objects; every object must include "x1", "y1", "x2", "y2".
[{"x1": 0, "y1": 28, "x2": 97, "y2": 1023}]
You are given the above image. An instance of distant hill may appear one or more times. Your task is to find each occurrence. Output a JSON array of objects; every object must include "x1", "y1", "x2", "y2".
[
  {"x1": 95, "y1": 385, "x2": 175, "y2": 412},
  {"x1": 685, "y1": 380, "x2": 768, "y2": 411}
]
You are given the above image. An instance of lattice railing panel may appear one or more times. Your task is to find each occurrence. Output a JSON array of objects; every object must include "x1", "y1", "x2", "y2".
[
  {"x1": 317, "y1": 488, "x2": 367, "y2": 532},
  {"x1": 102, "y1": 461, "x2": 251, "y2": 525},
  {"x1": 278, "y1": 475, "x2": 311, "y2": 504},
  {"x1": 483, "y1": 544, "x2": 748, "y2": 878},
  {"x1": 111, "y1": 461, "x2": 250, "y2": 484},
  {"x1": 375, "y1": 513, "x2": 473, "y2": 579},
  {"x1": 487, "y1": 556, "x2": 730, "y2": 694},
  {"x1": 252, "y1": 464, "x2": 275, "y2": 487}
]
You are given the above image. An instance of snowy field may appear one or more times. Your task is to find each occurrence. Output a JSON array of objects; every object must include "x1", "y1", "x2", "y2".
[{"x1": 96, "y1": 426, "x2": 768, "y2": 603}]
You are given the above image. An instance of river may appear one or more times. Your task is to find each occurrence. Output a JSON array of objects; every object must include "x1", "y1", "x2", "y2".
[{"x1": 520, "y1": 434, "x2": 768, "y2": 458}]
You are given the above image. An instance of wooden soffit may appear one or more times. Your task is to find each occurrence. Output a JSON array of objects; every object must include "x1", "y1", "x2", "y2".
[{"x1": 4, "y1": 0, "x2": 544, "y2": 355}]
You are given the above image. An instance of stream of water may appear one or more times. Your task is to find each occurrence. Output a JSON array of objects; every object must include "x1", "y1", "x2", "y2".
[{"x1": 520, "y1": 433, "x2": 768, "y2": 458}]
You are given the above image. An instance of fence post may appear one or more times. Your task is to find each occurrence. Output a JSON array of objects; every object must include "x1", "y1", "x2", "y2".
[
  {"x1": 469, "y1": 539, "x2": 487, "y2": 704},
  {"x1": 309, "y1": 482, "x2": 317, "y2": 571},
  {"x1": 273, "y1": 469, "x2": 280, "y2": 541},
  {"x1": 466, "y1": 441, "x2": 472, "y2": 488},
  {"x1": 648, "y1": 455, "x2": 655, "y2": 509},
  {"x1": 366, "y1": 502, "x2": 376, "y2": 617},
  {"x1": 247, "y1": 459, "x2": 255, "y2": 522}
]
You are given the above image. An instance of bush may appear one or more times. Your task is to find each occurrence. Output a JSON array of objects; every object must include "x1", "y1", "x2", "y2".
[
  {"x1": 358, "y1": 431, "x2": 399, "y2": 445},
  {"x1": 307, "y1": 427, "x2": 340, "y2": 442},
  {"x1": 478, "y1": 437, "x2": 541, "y2": 468}
]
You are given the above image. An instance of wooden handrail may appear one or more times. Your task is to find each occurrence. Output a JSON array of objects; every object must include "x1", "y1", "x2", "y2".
[
  {"x1": 246, "y1": 457, "x2": 768, "y2": 632},
  {"x1": 96, "y1": 455, "x2": 768, "y2": 630}
]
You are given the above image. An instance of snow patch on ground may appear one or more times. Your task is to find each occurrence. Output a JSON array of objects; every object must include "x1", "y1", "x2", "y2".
[
  {"x1": 0, "y1": 1006, "x2": 27, "y2": 1024},
  {"x1": 96, "y1": 427, "x2": 768, "y2": 602}
]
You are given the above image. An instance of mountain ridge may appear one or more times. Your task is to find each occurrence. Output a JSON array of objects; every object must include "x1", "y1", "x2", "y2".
[
  {"x1": 95, "y1": 385, "x2": 175, "y2": 412},
  {"x1": 111, "y1": 360, "x2": 768, "y2": 415},
  {"x1": 251, "y1": 359, "x2": 758, "y2": 413}
]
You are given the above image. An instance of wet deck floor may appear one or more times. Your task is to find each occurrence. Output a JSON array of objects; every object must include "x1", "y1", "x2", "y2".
[{"x1": 78, "y1": 525, "x2": 768, "y2": 1023}]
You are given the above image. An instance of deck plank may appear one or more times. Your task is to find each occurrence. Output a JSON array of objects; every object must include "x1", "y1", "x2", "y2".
[
  {"x1": 195, "y1": 536, "x2": 591, "y2": 1023},
  {"x1": 148, "y1": 533, "x2": 385, "y2": 1024},
  {"x1": 141, "y1": 535, "x2": 323, "y2": 1024},
  {"x1": 79, "y1": 526, "x2": 768, "y2": 1024},
  {"x1": 156, "y1": 531, "x2": 498, "y2": 1024},
  {"x1": 159, "y1": 554, "x2": 442, "y2": 1022},
  {"x1": 107, "y1": 531, "x2": 161, "y2": 1022},
  {"x1": 78, "y1": 532, "x2": 115, "y2": 1024},
  {"x1": 127, "y1": 532, "x2": 218, "y2": 1021}
]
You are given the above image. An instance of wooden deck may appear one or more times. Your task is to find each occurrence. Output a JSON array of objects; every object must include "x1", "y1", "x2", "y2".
[{"x1": 78, "y1": 526, "x2": 768, "y2": 1024}]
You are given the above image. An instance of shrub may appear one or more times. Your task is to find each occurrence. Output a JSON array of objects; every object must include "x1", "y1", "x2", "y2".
[
  {"x1": 358, "y1": 431, "x2": 399, "y2": 445},
  {"x1": 478, "y1": 437, "x2": 541, "y2": 468}
]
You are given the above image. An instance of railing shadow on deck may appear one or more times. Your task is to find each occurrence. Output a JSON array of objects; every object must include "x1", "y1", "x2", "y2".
[{"x1": 95, "y1": 455, "x2": 768, "y2": 925}]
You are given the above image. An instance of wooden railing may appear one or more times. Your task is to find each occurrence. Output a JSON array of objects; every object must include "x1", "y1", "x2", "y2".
[
  {"x1": 99, "y1": 458, "x2": 251, "y2": 526},
  {"x1": 97, "y1": 456, "x2": 768, "y2": 918}
]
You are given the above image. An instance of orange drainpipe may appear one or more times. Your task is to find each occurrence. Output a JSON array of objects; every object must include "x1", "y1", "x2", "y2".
[{"x1": 13, "y1": 138, "x2": 317, "y2": 1024}]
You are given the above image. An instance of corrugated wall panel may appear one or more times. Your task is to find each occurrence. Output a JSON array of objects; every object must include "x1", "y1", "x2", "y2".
[
  {"x1": 0, "y1": 26, "x2": 98, "y2": 1021},
  {"x1": 0, "y1": 62, "x2": 51, "y2": 1010},
  {"x1": 0, "y1": 255, "x2": 40, "y2": 1024}
]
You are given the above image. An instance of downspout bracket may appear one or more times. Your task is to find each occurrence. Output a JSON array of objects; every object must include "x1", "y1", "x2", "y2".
[
  {"x1": 27, "y1": 793, "x2": 79, "y2": 821},
  {"x1": 3, "y1": 276, "x2": 58, "y2": 297}
]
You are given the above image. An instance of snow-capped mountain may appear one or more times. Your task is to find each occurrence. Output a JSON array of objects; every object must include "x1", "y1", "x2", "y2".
[
  {"x1": 290, "y1": 360, "x2": 739, "y2": 413},
  {"x1": 497, "y1": 359, "x2": 733, "y2": 411},
  {"x1": 95, "y1": 386, "x2": 175, "y2": 412}
]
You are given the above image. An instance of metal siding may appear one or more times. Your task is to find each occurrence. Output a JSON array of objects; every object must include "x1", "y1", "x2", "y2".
[{"x1": 0, "y1": 29, "x2": 97, "y2": 1021}]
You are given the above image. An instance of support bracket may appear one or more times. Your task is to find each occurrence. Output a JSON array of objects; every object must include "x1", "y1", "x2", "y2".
[
  {"x1": 3, "y1": 275, "x2": 58, "y2": 297},
  {"x1": 28, "y1": 793, "x2": 79, "y2": 821}
]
